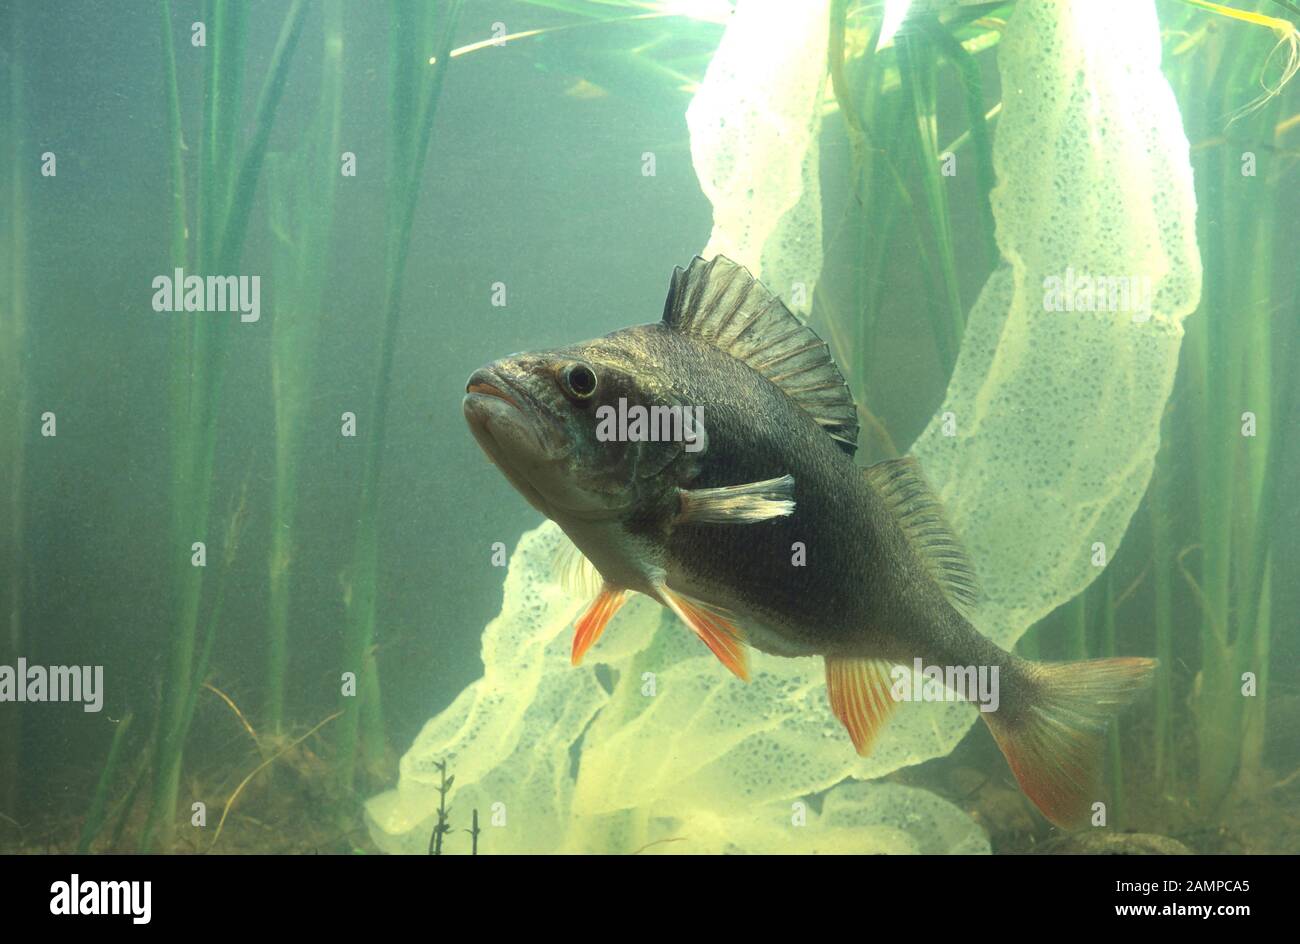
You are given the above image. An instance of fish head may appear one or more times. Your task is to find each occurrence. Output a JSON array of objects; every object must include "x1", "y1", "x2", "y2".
[{"x1": 463, "y1": 334, "x2": 694, "y2": 525}]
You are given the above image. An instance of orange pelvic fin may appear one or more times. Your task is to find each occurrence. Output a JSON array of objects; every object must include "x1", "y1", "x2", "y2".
[
  {"x1": 825, "y1": 657, "x2": 899, "y2": 757},
  {"x1": 659, "y1": 586, "x2": 750, "y2": 681},
  {"x1": 571, "y1": 585, "x2": 628, "y2": 665}
]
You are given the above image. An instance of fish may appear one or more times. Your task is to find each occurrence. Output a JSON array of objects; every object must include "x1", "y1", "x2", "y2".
[{"x1": 462, "y1": 254, "x2": 1155, "y2": 828}]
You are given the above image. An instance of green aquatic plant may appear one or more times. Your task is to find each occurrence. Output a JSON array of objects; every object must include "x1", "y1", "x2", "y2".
[
  {"x1": 424, "y1": 759, "x2": 480, "y2": 854},
  {"x1": 0, "y1": 0, "x2": 30, "y2": 823},
  {"x1": 820, "y1": 2, "x2": 1006, "y2": 436},
  {"x1": 333, "y1": 0, "x2": 464, "y2": 793},
  {"x1": 824, "y1": 0, "x2": 1298, "y2": 831},
  {"x1": 143, "y1": 0, "x2": 309, "y2": 851},
  {"x1": 1181, "y1": 0, "x2": 1300, "y2": 119},
  {"x1": 266, "y1": 0, "x2": 345, "y2": 736},
  {"x1": 427, "y1": 759, "x2": 453, "y2": 855},
  {"x1": 206, "y1": 710, "x2": 340, "y2": 853},
  {"x1": 1157, "y1": 0, "x2": 1296, "y2": 814},
  {"x1": 77, "y1": 713, "x2": 135, "y2": 853},
  {"x1": 895, "y1": 27, "x2": 967, "y2": 375},
  {"x1": 1149, "y1": 447, "x2": 1177, "y2": 789}
]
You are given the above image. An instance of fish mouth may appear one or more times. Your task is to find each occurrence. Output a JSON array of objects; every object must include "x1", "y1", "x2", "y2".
[
  {"x1": 465, "y1": 370, "x2": 522, "y2": 410},
  {"x1": 462, "y1": 365, "x2": 559, "y2": 515},
  {"x1": 462, "y1": 363, "x2": 567, "y2": 457}
]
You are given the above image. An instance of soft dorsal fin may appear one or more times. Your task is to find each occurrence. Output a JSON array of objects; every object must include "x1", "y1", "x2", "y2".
[
  {"x1": 865, "y1": 456, "x2": 980, "y2": 615},
  {"x1": 661, "y1": 255, "x2": 859, "y2": 454}
]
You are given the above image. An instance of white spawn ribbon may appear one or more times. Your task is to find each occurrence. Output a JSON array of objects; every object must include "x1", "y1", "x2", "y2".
[{"x1": 369, "y1": 0, "x2": 1199, "y2": 854}]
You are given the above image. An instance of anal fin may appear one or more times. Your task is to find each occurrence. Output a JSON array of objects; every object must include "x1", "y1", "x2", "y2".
[
  {"x1": 825, "y1": 657, "x2": 899, "y2": 756},
  {"x1": 658, "y1": 586, "x2": 750, "y2": 681},
  {"x1": 571, "y1": 585, "x2": 628, "y2": 665}
]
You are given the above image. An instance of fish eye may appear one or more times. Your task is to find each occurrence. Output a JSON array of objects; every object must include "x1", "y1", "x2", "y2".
[{"x1": 561, "y1": 362, "x2": 598, "y2": 400}]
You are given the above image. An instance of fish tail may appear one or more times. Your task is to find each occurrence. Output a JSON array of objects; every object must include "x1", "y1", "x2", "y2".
[{"x1": 981, "y1": 656, "x2": 1155, "y2": 828}]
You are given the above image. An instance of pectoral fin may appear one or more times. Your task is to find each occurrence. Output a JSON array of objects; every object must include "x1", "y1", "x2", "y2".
[
  {"x1": 571, "y1": 585, "x2": 628, "y2": 665},
  {"x1": 553, "y1": 535, "x2": 602, "y2": 598},
  {"x1": 677, "y1": 474, "x2": 795, "y2": 525},
  {"x1": 825, "y1": 657, "x2": 899, "y2": 756},
  {"x1": 658, "y1": 585, "x2": 750, "y2": 681}
]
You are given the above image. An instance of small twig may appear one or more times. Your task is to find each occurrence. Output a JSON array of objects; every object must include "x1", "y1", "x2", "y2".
[
  {"x1": 206, "y1": 711, "x2": 341, "y2": 853},
  {"x1": 1114, "y1": 563, "x2": 1151, "y2": 611},
  {"x1": 429, "y1": 14, "x2": 676, "y2": 65},
  {"x1": 203, "y1": 681, "x2": 259, "y2": 745},
  {"x1": 1272, "y1": 766, "x2": 1300, "y2": 791},
  {"x1": 630, "y1": 837, "x2": 687, "y2": 855},
  {"x1": 1175, "y1": 544, "x2": 1228, "y2": 643}
]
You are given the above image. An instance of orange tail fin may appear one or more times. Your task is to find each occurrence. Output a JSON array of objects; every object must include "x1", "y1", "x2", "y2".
[{"x1": 982, "y1": 657, "x2": 1155, "y2": 828}]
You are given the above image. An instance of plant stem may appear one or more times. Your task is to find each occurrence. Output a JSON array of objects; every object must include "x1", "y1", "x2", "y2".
[
  {"x1": 1100, "y1": 573, "x2": 1124, "y2": 828},
  {"x1": 1150, "y1": 454, "x2": 1175, "y2": 790},
  {"x1": 217, "y1": 0, "x2": 308, "y2": 270},
  {"x1": 1068, "y1": 590, "x2": 1088, "y2": 661},
  {"x1": 267, "y1": 0, "x2": 344, "y2": 735},
  {"x1": 78, "y1": 714, "x2": 135, "y2": 853},
  {"x1": 144, "y1": 0, "x2": 200, "y2": 853},
  {"x1": 336, "y1": 0, "x2": 464, "y2": 792},
  {"x1": 145, "y1": 0, "x2": 303, "y2": 850},
  {"x1": 921, "y1": 18, "x2": 997, "y2": 271},
  {"x1": 896, "y1": 24, "x2": 965, "y2": 377},
  {"x1": 0, "y1": 0, "x2": 29, "y2": 823}
]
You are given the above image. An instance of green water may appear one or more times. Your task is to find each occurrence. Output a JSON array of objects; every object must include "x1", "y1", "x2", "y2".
[{"x1": 0, "y1": 0, "x2": 1296, "y2": 854}]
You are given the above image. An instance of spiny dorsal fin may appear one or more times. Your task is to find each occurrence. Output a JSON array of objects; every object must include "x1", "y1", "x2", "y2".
[
  {"x1": 865, "y1": 456, "x2": 980, "y2": 615},
  {"x1": 661, "y1": 255, "x2": 859, "y2": 455}
]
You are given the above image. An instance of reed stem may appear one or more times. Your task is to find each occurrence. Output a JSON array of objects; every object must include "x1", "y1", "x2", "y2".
[
  {"x1": 1182, "y1": 21, "x2": 1285, "y2": 811},
  {"x1": 77, "y1": 713, "x2": 135, "y2": 853},
  {"x1": 1100, "y1": 573, "x2": 1124, "y2": 827},
  {"x1": 1068, "y1": 592, "x2": 1088, "y2": 662},
  {"x1": 0, "y1": 0, "x2": 29, "y2": 824},
  {"x1": 335, "y1": 0, "x2": 464, "y2": 792},
  {"x1": 896, "y1": 29, "x2": 964, "y2": 375},
  {"x1": 145, "y1": 0, "x2": 304, "y2": 850},
  {"x1": 1149, "y1": 453, "x2": 1175, "y2": 789},
  {"x1": 267, "y1": 0, "x2": 344, "y2": 736}
]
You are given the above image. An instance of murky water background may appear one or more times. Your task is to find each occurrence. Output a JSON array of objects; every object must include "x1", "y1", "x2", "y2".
[{"x1": 1, "y1": 0, "x2": 1296, "y2": 854}]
